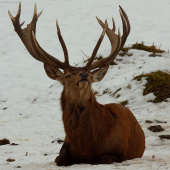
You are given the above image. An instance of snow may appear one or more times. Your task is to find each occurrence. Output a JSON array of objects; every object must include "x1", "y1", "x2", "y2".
[{"x1": 1, "y1": 0, "x2": 170, "y2": 169}]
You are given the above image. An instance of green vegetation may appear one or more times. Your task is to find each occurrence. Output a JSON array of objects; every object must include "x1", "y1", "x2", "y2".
[
  {"x1": 103, "y1": 88, "x2": 112, "y2": 95},
  {"x1": 93, "y1": 90, "x2": 99, "y2": 95},
  {"x1": 112, "y1": 88, "x2": 121, "y2": 96},
  {"x1": 84, "y1": 42, "x2": 166, "y2": 64},
  {"x1": 109, "y1": 61, "x2": 117, "y2": 65},
  {"x1": 131, "y1": 42, "x2": 165, "y2": 54},
  {"x1": 119, "y1": 47, "x2": 132, "y2": 57},
  {"x1": 134, "y1": 71, "x2": 170, "y2": 103},
  {"x1": 127, "y1": 84, "x2": 131, "y2": 89},
  {"x1": 49, "y1": 84, "x2": 53, "y2": 88},
  {"x1": 119, "y1": 52, "x2": 133, "y2": 57},
  {"x1": 120, "y1": 100, "x2": 128, "y2": 106},
  {"x1": 116, "y1": 94, "x2": 120, "y2": 98},
  {"x1": 121, "y1": 47, "x2": 129, "y2": 52},
  {"x1": 119, "y1": 42, "x2": 165, "y2": 57},
  {"x1": 159, "y1": 135, "x2": 170, "y2": 140}
]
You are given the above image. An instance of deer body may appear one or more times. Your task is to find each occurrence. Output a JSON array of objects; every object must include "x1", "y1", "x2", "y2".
[
  {"x1": 61, "y1": 92, "x2": 145, "y2": 164},
  {"x1": 54, "y1": 66, "x2": 145, "y2": 165},
  {"x1": 9, "y1": 3, "x2": 145, "y2": 166}
]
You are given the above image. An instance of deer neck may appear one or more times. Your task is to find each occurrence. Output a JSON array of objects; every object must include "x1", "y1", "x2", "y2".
[{"x1": 60, "y1": 88, "x2": 98, "y2": 115}]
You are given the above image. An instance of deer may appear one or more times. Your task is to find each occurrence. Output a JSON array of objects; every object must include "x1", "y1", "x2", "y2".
[{"x1": 8, "y1": 2, "x2": 145, "y2": 166}]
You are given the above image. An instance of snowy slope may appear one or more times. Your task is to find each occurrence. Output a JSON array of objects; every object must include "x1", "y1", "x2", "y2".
[{"x1": 1, "y1": 0, "x2": 170, "y2": 169}]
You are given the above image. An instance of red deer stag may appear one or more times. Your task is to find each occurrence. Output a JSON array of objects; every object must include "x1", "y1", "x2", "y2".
[{"x1": 9, "y1": 3, "x2": 145, "y2": 166}]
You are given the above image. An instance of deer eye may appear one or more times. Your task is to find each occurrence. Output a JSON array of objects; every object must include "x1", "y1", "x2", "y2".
[
  {"x1": 65, "y1": 75, "x2": 71, "y2": 78},
  {"x1": 90, "y1": 76, "x2": 93, "y2": 79}
]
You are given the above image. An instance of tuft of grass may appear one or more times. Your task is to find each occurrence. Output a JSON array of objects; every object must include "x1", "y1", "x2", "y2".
[
  {"x1": 121, "y1": 47, "x2": 129, "y2": 52},
  {"x1": 93, "y1": 90, "x2": 99, "y2": 95},
  {"x1": 95, "y1": 55, "x2": 103, "y2": 60},
  {"x1": 119, "y1": 52, "x2": 133, "y2": 57},
  {"x1": 127, "y1": 84, "x2": 131, "y2": 89},
  {"x1": 112, "y1": 88, "x2": 121, "y2": 96},
  {"x1": 49, "y1": 84, "x2": 53, "y2": 88},
  {"x1": 31, "y1": 98, "x2": 37, "y2": 104},
  {"x1": 159, "y1": 135, "x2": 170, "y2": 140},
  {"x1": 109, "y1": 61, "x2": 117, "y2": 65},
  {"x1": 84, "y1": 42, "x2": 165, "y2": 64},
  {"x1": 132, "y1": 42, "x2": 165, "y2": 53},
  {"x1": 149, "y1": 53, "x2": 162, "y2": 57},
  {"x1": 119, "y1": 47, "x2": 133, "y2": 57},
  {"x1": 120, "y1": 100, "x2": 128, "y2": 106},
  {"x1": 116, "y1": 94, "x2": 120, "y2": 98},
  {"x1": 134, "y1": 71, "x2": 170, "y2": 103},
  {"x1": 103, "y1": 88, "x2": 112, "y2": 95},
  {"x1": 118, "y1": 53, "x2": 125, "y2": 57},
  {"x1": 145, "y1": 120, "x2": 153, "y2": 123},
  {"x1": 84, "y1": 55, "x2": 117, "y2": 65}
]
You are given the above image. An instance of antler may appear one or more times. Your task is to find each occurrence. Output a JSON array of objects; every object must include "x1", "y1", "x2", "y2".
[
  {"x1": 9, "y1": 3, "x2": 130, "y2": 71},
  {"x1": 86, "y1": 5, "x2": 130, "y2": 70},
  {"x1": 8, "y1": 2, "x2": 69, "y2": 69}
]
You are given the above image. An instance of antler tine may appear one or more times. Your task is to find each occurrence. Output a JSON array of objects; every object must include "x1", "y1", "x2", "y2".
[
  {"x1": 106, "y1": 27, "x2": 122, "y2": 63},
  {"x1": 16, "y1": 1, "x2": 21, "y2": 16},
  {"x1": 8, "y1": 2, "x2": 23, "y2": 31},
  {"x1": 8, "y1": 3, "x2": 67, "y2": 69},
  {"x1": 8, "y1": 1, "x2": 21, "y2": 19},
  {"x1": 112, "y1": 17, "x2": 116, "y2": 32},
  {"x1": 32, "y1": 4, "x2": 43, "y2": 32},
  {"x1": 37, "y1": 11, "x2": 43, "y2": 18},
  {"x1": 8, "y1": 10, "x2": 14, "y2": 20},
  {"x1": 119, "y1": 6, "x2": 130, "y2": 33},
  {"x1": 86, "y1": 19, "x2": 108, "y2": 68},
  {"x1": 119, "y1": 5, "x2": 130, "y2": 47},
  {"x1": 20, "y1": 21, "x2": 25, "y2": 27},
  {"x1": 56, "y1": 20, "x2": 69, "y2": 67},
  {"x1": 87, "y1": 6, "x2": 130, "y2": 70},
  {"x1": 31, "y1": 31, "x2": 65, "y2": 68},
  {"x1": 89, "y1": 27, "x2": 122, "y2": 69}
]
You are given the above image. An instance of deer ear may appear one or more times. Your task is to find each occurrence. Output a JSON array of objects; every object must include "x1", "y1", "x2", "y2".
[
  {"x1": 91, "y1": 64, "x2": 109, "y2": 82},
  {"x1": 44, "y1": 63, "x2": 64, "y2": 85}
]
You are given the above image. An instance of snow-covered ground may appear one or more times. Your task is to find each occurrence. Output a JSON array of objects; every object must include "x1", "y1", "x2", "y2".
[{"x1": 1, "y1": 0, "x2": 170, "y2": 169}]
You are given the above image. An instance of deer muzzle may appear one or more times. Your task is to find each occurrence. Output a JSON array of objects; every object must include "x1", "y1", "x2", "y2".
[
  {"x1": 77, "y1": 79, "x2": 89, "y2": 88},
  {"x1": 77, "y1": 72, "x2": 89, "y2": 88}
]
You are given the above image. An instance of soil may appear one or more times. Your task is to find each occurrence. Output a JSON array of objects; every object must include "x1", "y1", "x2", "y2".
[
  {"x1": 147, "y1": 125, "x2": 164, "y2": 132},
  {"x1": 0, "y1": 138, "x2": 10, "y2": 145}
]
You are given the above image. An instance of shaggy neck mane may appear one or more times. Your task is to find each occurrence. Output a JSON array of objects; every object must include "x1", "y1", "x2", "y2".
[{"x1": 60, "y1": 88, "x2": 98, "y2": 115}]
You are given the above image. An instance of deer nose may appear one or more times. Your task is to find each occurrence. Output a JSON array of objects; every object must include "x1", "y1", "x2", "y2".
[{"x1": 79, "y1": 72, "x2": 89, "y2": 79}]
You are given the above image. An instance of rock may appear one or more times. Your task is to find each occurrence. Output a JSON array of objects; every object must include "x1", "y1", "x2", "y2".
[
  {"x1": 147, "y1": 125, "x2": 164, "y2": 132},
  {"x1": 145, "y1": 120, "x2": 153, "y2": 123},
  {"x1": 159, "y1": 135, "x2": 170, "y2": 140},
  {"x1": 0, "y1": 138, "x2": 10, "y2": 145},
  {"x1": 155, "y1": 120, "x2": 167, "y2": 123},
  {"x1": 10, "y1": 143, "x2": 19, "y2": 146},
  {"x1": 6, "y1": 158, "x2": 15, "y2": 162}
]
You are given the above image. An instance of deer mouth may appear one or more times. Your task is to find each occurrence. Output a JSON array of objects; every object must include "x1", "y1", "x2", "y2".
[{"x1": 77, "y1": 79, "x2": 89, "y2": 88}]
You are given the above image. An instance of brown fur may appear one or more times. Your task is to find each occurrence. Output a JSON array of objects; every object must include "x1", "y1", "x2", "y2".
[{"x1": 52, "y1": 66, "x2": 145, "y2": 166}]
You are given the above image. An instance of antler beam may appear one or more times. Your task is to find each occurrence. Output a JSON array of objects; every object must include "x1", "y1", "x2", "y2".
[
  {"x1": 8, "y1": 2, "x2": 69, "y2": 69},
  {"x1": 9, "y1": 3, "x2": 130, "y2": 71},
  {"x1": 86, "y1": 5, "x2": 130, "y2": 70}
]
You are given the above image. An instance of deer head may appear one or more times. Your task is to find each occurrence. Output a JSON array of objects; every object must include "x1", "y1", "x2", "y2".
[{"x1": 8, "y1": 3, "x2": 130, "y2": 102}]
